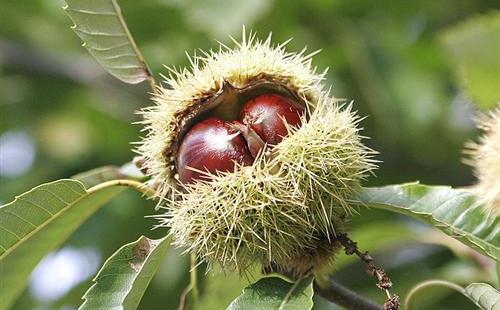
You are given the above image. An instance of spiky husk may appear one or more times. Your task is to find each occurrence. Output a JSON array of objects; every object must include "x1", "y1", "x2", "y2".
[
  {"x1": 162, "y1": 100, "x2": 375, "y2": 273},
  {"x1": 138, "y1": 32, "x2": 325, "y2": 202},
  {"x1": 465, "y1": 106, "x2": 500, "y2": 215},
  {"x1": 138, "y1": 32, "x2": 377, "y2": 274}
]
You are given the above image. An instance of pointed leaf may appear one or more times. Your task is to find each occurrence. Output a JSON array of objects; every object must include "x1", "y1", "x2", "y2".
[
  {"x1": 79, "y1": 236, "x2": 170, "y2": 310},
  {"x1": 63, "y1": 0, "x2": 153, "y2": 84},
  {"x1": 464, "y1": 283, "x2": 500, "y2": 310},
  {"x1": 357, "y1": 183, "x2": 499, "y2": 260},
  {"x1": 0, "y1": 179, "x2": 125, "y2": 309},
  {"x1": 227, "y1": 276, "x2": 314, "y2": 310}
]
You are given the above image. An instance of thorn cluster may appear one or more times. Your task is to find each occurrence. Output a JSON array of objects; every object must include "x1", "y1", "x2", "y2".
[
  {"x1": 138, "y1": 30, "x2": 377, "y2": 274},
  {"x1": 464, "y1": 106, "x2": 500, "y2": 215}
]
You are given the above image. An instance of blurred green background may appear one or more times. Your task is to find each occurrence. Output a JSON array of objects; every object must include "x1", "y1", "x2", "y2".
[{"x1": 1, "y1": 0, "x2": 498, "y2": 309}]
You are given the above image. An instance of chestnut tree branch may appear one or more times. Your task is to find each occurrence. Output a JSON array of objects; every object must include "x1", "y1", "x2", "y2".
[{"x1": 314, "y1": 278, "x2": 383, "y2": 310}]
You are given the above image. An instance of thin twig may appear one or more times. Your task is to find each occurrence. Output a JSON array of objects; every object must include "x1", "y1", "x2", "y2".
[
  {"x1": 314, "y1": 278, "x2": 383, "y2": 310},
  {"x1": 337, "y1": 233, "x2": 401, "y2": 310},
  {"x1": 178, "y1": 253, "x2": 199, "y2": 310},
  {"x1": 189, "y1": 252, "x2": 199, "y2": 305}
]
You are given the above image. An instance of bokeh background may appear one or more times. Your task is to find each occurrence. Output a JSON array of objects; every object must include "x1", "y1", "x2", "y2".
[{"x1": 1, "y1": 0, "x2": 499, "y2": 309}]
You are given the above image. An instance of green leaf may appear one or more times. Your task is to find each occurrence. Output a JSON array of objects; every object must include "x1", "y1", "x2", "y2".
[
  {"x1": 0, "y1": 179, "x2": 125, "y2": 310},
  {"x1": 200, "y1": 266, "x2": 261, "y2": 310},
  {"x1": 464, "y1": 283, "x2": 500, "y2": 310},
  {"x1": 404, "y1": 280, "x2": 499, "y2": 310},
  {"x1": 80, "y1": 236, "x2": 170, "y2": 310},
  {"x1": 356, "y1": 183, "x2": 499, "y2": 260},
  {"x1": 63, "y1": 0, "x2": 154, "y2": 85},
  {"x1": 72, "y1": 162, "x2": 145, "y2": 188},
  {"x1": 227, "y1": 276, "x2": 314, "y2": 310},
  {"x1": 440, "y1": 11, "x2": 500, "y2": 109}
]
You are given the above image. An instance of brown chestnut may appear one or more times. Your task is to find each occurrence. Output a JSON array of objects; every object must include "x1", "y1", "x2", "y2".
[
  {"x1": 176, "y1": 118, "x2": 254, "y2": 184},
  {"x1": 176, "y1": 93, "x2": 304, "y2": 184},
  {"x1": 240, "y1": 94, "x2": 304, "y2": 145}
]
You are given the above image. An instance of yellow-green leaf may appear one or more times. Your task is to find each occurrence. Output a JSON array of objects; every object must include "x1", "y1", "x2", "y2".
[
  {"x1": 0, "y1": 179, "x2": 125, "y2": 310},
  {"x1": 227, "y1": 276, "x2": 314, "y2": 310},
  {"x1": 357, "y1": 183, "x2": 499, "y2": 260},
  {"x1": 63, "y1": 0, "x2": 153, "y2": 85},
  {"x1": 80, "y1": 236, "x2": 170, "y2": 310},
  {"x1": 464, "y1": 283, "x2": 500, "y2": 310}
]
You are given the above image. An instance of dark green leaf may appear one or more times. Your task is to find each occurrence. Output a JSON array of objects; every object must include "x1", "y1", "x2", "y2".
[
  {"x1": 63, "y1": 0, "x2": 153, "y2": 84},
  {"x1": 80, "y1": 236, "x2": 170, "y2": 310},
  {"x1": 200, "y1": 267, "x2": 261, "y2": 310},
  {"x1": 227, "y1": 276, "x2": 314, "y2": 310},
  {"x1": 357, "y1": 183, "x2": 499, "y2": 260},
  {"x1": 0, "y1": 179, "x2": 125, "y2": 309}
]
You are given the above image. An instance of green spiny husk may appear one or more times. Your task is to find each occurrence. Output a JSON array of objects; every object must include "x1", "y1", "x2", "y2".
[{"x1": 139, "y1": 32, "x2": 377, "y2": 275}]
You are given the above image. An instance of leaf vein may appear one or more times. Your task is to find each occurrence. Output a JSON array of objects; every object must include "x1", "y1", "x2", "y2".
[
  {"x1": 0, "y1": 225, "x2": 22, "y2": 240},
  {"x1": 85, "y1": 42, "x2": 129, "y2": 51},
  {"x1": 36, "y1": 188, "x2": 72, "y2": 205},
  {"x1": 74, "y1": 28, "x2": 127, "y2": 37},
  {"x1": 65, "y1": 7, "x2": 118, "y2": 16},
  {"x1": 17, "y1": 197, "x2": 55, "y2": 216},
  {"x1": 3, "y1": 210, "x2": 38, "y2": 229}
]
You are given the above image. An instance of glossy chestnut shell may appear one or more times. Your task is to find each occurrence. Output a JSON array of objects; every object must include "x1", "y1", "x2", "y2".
[
  {"x1": 175, "y1": 81, "x2": 306, "y2": 184},
  {"x1": 240, "y1": 94, "x2": 304, "y2": 146},
  {"x1": 176, "y1": 118, "x2": 253, "y2": 184}
]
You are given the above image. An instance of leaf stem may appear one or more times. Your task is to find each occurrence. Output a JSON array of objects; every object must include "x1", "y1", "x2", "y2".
[
  {"x1": 110, "y1": 0, "x2": 158, "y2": 92},
  {"x1": 87, "y1": 179, "x2": 156, "y2": 200},
  {"x1": 404, "y1": 279, "x2": 465, "y2": 310},
  {"x1": 177, "y1": 253, "x2": 199, "y2": 310},
  {"x1": 314, "y1": 277, "x2": 383, "y2": 310},
  {"x1": 190, "y1": 252, "x2": 199, "y2": 306}
]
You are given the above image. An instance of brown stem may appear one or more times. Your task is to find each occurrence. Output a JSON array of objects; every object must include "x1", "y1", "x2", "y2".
[
  {"x1": 337, "y1": 233, "x2": 401, "y2": 310},
  {"x1": 314, "y1": 278, "x2": 383, "y2": 310}
]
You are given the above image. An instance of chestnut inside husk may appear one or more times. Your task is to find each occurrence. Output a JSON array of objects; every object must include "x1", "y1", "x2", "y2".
[
  {"x1": 140, "y1": 36, "x2": 377, "y2": 277},
  {"x1": 172, "y1": 79, "x2": 307, "y2": 184}
]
